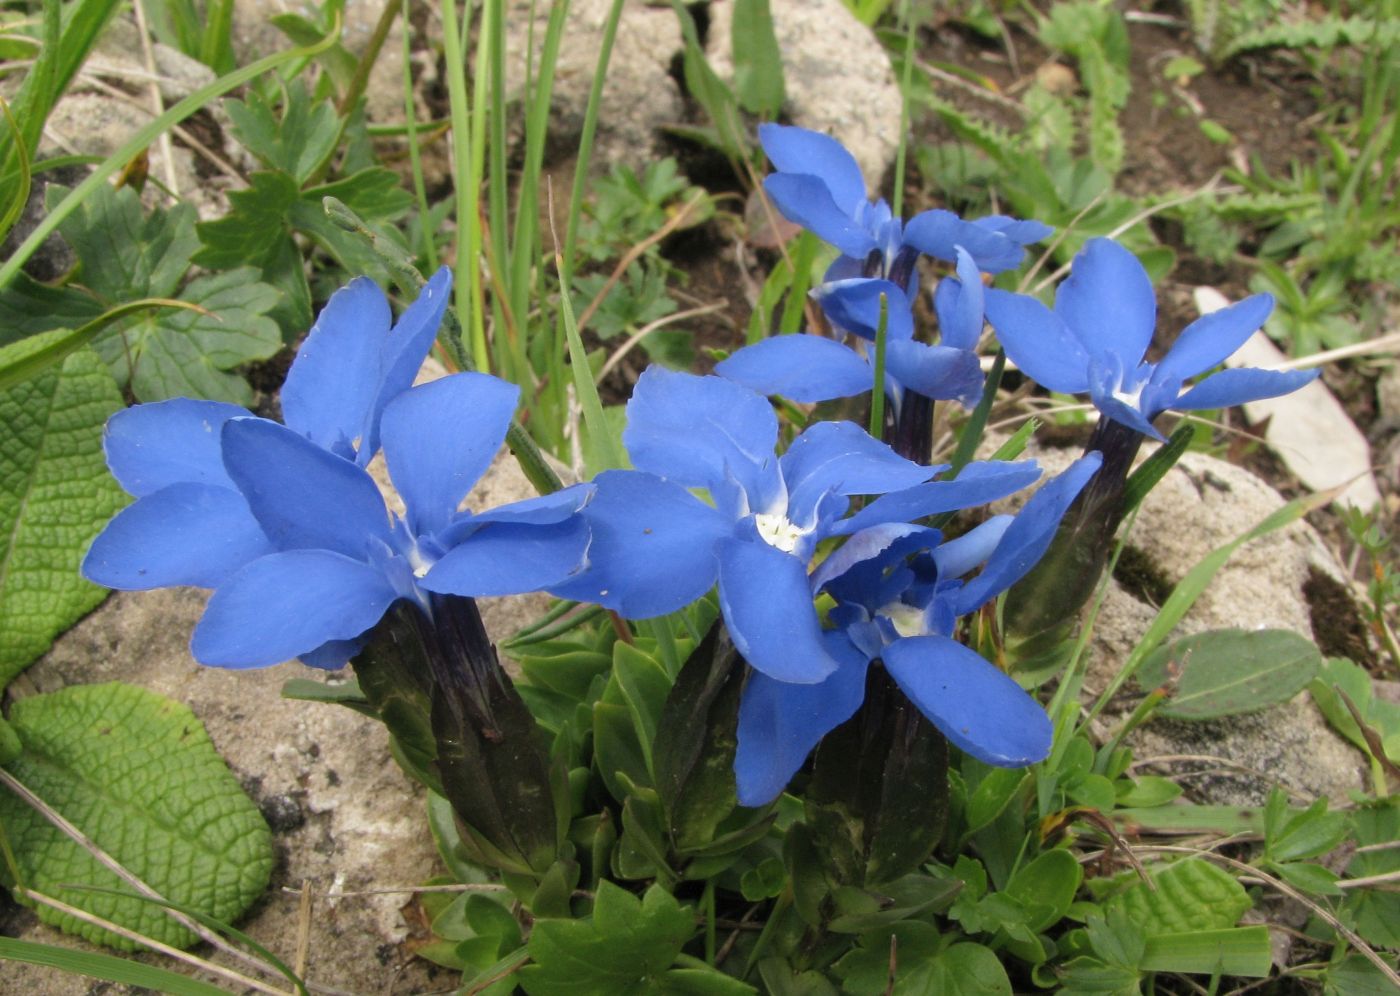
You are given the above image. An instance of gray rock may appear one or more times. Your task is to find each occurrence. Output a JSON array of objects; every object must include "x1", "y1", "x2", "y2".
[
  {"x1": 706, "y1": 0, "x2": 902, "y2": 189},
  {"x1": 1006, "y1": 443, "x2": 1367, "y2": 806},
  {"x1": 230, "y1": 0, "x2": 407, "y2": 123},
  {"x1": 41, "y1": 93, "x2": 221, "y2": 218},
  {"x1": 3, "y1": 449, "x2": 551, "y2": 993},
  {"x1": 503, "y1": 0, "x2": 684, "y2": 173},
  {"x1": 89, "y1": 17, "x2": 217, "y2": 103}
]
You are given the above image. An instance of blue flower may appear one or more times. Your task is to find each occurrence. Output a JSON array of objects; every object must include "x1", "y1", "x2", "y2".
[
  {"x1": 759, "y1": 123, "x2": 1051, "y2": 282},
  {"x1": 716, "y1": 248, "x2": 987, "y2": 412},
  {"x1": 733, "y1": 454, "x2": 1102, "y2": 806},
  {"x1": 984, "y1": 238, "x2": 1320, "y2": 441},
  {"x1": 82, "y1": 270, "x2": 591, "y2": 669},
  {"x1": 553, "y1": 367, "x2": 1041, "y2": 684}
]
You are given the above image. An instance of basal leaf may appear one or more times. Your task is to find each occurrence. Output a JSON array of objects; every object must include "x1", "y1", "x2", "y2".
[
  {"x1": 520, "y1": 881, "x2": 697, "y2": 994},
  {"x1": 838, "y1": 925, "x2": 1012, "y2": 996},
  {"x1": 0, "y1": 348, "x2": 125, "y2": 687},
  {"x1": 1138, "y1": 629, "x2": 1322, "y2": 719},
  {"x1": 0, "y1": 682, "x2": 273, "y2": 949},
  {"x1": 93, "y1": 267, "x2": 281, "y2": 404},
  {"x1": 731, "y1": 0, "x2": 785, "y2": 117}
]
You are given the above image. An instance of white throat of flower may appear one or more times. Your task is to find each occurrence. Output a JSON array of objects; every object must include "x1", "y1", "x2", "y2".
[
  {"x1": 1111, "y1": 373, "x2": 1146, "y2": 411},
  {"x1": 754, "y1": 512, "x2": 806, "y2": 554},
  {"x1": 881, "y1": 601, "x2": 927, "y2": 639}
]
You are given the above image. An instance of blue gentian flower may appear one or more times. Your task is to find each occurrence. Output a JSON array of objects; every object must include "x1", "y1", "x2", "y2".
[
  {"x1": 733, "y1": 453, "x2": 1102, "y2": 806},
  {"x1": 83, "y1": 271, "x2": 591, "y2": 669},
  {"x1": 759, "y1": 123, "x2": 1051, "y2": 282},
  {"x1": 984, "y1": 238, "x2": 1321, "y2": 441},
  {"x1": 553, "y1": 367, "x2": 1041, "y2": 684},
  {"x1": 716, "y1": 247, "x2": 987, "y2": 412}
]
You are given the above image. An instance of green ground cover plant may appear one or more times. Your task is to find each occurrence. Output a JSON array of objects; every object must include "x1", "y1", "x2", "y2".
[{"x1": 0, "y1": 1, "x2": 1396, "y2": 993}]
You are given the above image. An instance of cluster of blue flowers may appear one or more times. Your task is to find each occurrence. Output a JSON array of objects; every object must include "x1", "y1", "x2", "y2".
[{"x1": 83, "y1": 125, "x2": 1320, "y2": 809}]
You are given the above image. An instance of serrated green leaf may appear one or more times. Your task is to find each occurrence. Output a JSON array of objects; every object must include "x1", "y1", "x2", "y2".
[
  {"x1": 0, "y1": 273, "x2": 102, "y2": 347},
  {"x1": 1138, "y1": 628, "x2": 1322, "y2": 718},
  {"x1": 224, "y1": 82, "x2": 340, "y2": 184},
  {"x1": 51, "y1": 183, "x2": 196, "y2": 300},
  {"x1": 0, "y1": 682, "x2": 273, "y2": 950},
  {"x1": 520, "y1": 881, "x2": 695, "y2": 994},
  {"x1": 192, "y1": 170, "x2": 300, "y2": 270},
  {"x1": 1106, "y1": 859, "x2": 1250, "y2": 935},
  {"x1": 307, "y1": 167, "x2": 413, "y2": 221},
  {"x1": 93, "y1": 267, "x2": 281, "y2": 404},
  {"x1": 0, "y1": 348, "x2": 125, "y2": 686}
]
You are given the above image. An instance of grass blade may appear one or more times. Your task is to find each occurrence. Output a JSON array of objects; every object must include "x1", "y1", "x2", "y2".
[{"x1": 0, "y1": 936, "x2": 232, "y2": 996}]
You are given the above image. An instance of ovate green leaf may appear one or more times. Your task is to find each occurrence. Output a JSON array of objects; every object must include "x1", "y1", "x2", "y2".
[
  {"x1": 0, "y1": 682, "x2": 273, "y2": 949},
  {"x1": 0, "y1": 348, "x2": 125, "y2": 687},
  {"x1": 1106, "y1": 859, "x2": 1250, "y2": 935},
  {"x1": 1138, "y1": 628, "x2": 1322, "y2": 719}
]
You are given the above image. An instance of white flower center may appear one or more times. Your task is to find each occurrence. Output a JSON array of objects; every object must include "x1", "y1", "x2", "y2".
[{"x1": 754, "y1": 512, "x2": 805, "y2": 554}]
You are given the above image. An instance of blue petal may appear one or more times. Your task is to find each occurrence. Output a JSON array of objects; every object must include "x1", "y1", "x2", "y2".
[
  {"x1": 423, "y1": 518, "x2": 589, "y2": 596},
  {"x1": 812, "y1": 279, "x2": 915, "y2": 342},
  {"x1": 717, "y1": 538, "x2": 838, "y2": 684},
  {"x1": 465, "y1": 484, "x2": 595, "y2": 528},
  {"x1": 103, "y1": 399, "x2": 252, "y2": 496},
  {"x1": 1153, "y1": 293, "x2": 1274, "y2": 386},
  {"x1": 381, "y1": 372, "x2": 518, "y2": 538},
  {"x1": 949, "y1": 453, "x2": 1102, "y2": 615},
  {"x1": 973, "y1": 215, "x2": 1054, "y2": 246},
  {"x1": 279, "y1": 277, "x2": 392, "y2": 460},
  {"x1": 781, "y1": 421, "x2": 931, "y2": 525},
  {"x1": 1173, "y1": 366, "x2": 1320, "y2": 411},
  {"x1": 883, "y1": 635, "x2": 1051, "y2": 766},
  {"x1": 884, "y1": 340, "x2": 983, "y2": 406},
  {"x1": 191, "y1": 550, "x2": 399, "y2": 668},
  {"x1": 763, "y1": 174, "x2": 877, "y2": 259},
  {"x1": 932, "y1": 248, "x2": 986, "y2": 351},
  {"x1": 82, "y1": 483, "x2": 272, "y2": 590},
  {"x1": 716, "y1": 335, "x2": 872, "y2": 403},
  {"x1": 734, "y1": 632, "x2": 871, "y2": 806},
  {"x1": 902, "y1": 209, "x2": 1028, "y2": 272},
  {"x1": 983, "y1": 289, "x2": 1092, "y2": 393},
  {"x1": 298, "y1": 639, "x2": 363, "y2": 670},
  {"x1": 279, "y1": 269, "x2": 453, "y2": 467},
  {"x1": 932, "y1": 515, "x2": 1012, "y2": 581},
  {"x1": 623, "y1": 367, "x2": 778, "y2": 498},
  {"x1": 222, "y1": 418, "x2": 393, "y2": 558},
  {"x1": 833, "y1": 459, "x2": 1041, "y2": 536},
  {"x1": 549, "y1": 470, "x2": 729, "y2": 618},
  {"x1": 1054, "y1": 239, "x2": 1155, "y2": 366},
  {"x1": 365, "y1": 267, "x2": 454, "y2": 464},
  {"x1": 810, "y1": 522, "x2": 935, "y2": 595},
  {"x1": 759, "y1": 123, "x2": 869, "y2": 214}
]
